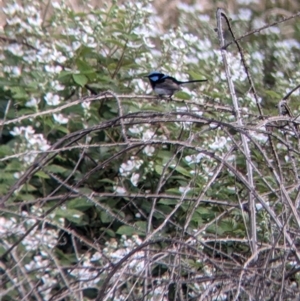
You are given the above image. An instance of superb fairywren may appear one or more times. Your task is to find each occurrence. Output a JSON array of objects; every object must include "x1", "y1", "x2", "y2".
[{"x1": 145, "y1": 71, "x2": 207, "y2": 97}]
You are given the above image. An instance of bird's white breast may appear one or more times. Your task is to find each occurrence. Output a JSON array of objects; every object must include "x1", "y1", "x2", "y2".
[{"x1": 154, "y1": 87, "x2": 175, "y2": 96}]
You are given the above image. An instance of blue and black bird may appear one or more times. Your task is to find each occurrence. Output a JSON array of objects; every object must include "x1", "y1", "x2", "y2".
[{"x1": 145, "y1": 71, "x2": 207, "y2": 98}]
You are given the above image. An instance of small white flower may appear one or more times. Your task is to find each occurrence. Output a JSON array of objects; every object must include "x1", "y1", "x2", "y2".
[
  {"x1": 250, "y1": 132, "x2": 268, "y2": 143},
  {"x1": 10, "y1": 126, "x2": 23, "y2": 136},
  {"x1": 115, "y1": 186, "x2": 126, "y2": 194},
  {"x1": 209, "y1": 136, "x2": 227, "y2": 150},
  {"x1": 171, "y1": 38, "x2": 186, "y2": 49},
  {"x1": 51, "y1": 81, "x2": 65, "y2": 91},
  {"x1": 52, "y1": 2, "x2": 61, "y2": 9},
  {"x1": 255, "y1": 203, "x2": 263, "y2": 210},
  {"x1": 24, "y1": 126, "x2": 35, "y2": 139},
  {"x1": 91, "y1": 252, "x2": 101, "y2": 261},
  {"x1": 185, "y1": 153, "x2": 204, "y2": 164},
  {"x1": 72, "y1": 41, "x2": 81, "y2": 51},
  {"x1": 6, "y1": 44, "x2": 23, "y2": 56},
  {"x1": 247, "y1": 93, "x2": 262, "y2": 105},
  {"x1": 179, "y1": 186, "x2": 191, "y2": 193},
  {"x1": 232, "y1": 8, "x2": 252, "y2": 21},
  {"x1": 44, "y1": 92, "x2": 60, "y2": 106},
  {"x1": 183, "y1": 33, "x2": 198, "y2": 44},
  {"x1": 142, "y1": 129, "x2": 155, "y2": 141},
  {"x1": 6, "y1": 16, "x2": 22, "y2": 25},
  {"x1": 13, "y1": 172, "x2": 22, "y2": 179},
  {"x1": 26, "y1": 97, "x2": 40, "y2": 107},
  {"x1": 252, "y1": 51, "x2": 265, "y2": 62},
  {"x1": 28, "y1": 16, "x2": 42, "y2": 27},
  {"x1": 45, "y1": 65, "x2": 62, "y2": 73},
  {"x1": 3, "y1": 3, "x2": 24, "y2": 15},
  {"x1": 81, "y1": 101, "x2": 90, "y2": 110},
  {"x1": 177, "y1": 3, "x2": 194, "y2": 13},
  {"x1": 24, "y1": 5, "x2": 38, "y2": 15},
  {"x1": 143, "y1": 145, "x2": 155, "y2": 156},
  {"x1": 12, "y1": 66, "x2": 21, "y2": 77},
  {"x1": 37, "y1": 47, "x2": 49, "y2": 58},
  {"x1": 130, "y1": 173, "x2": 140, "y2": 187},
  {"x1": 119, "y1": 160, "x2": 135, "y2": 176},
  {"x1": 129, "y1": 125, "x2": 144, "y2": 134},
  {"x1": 39, "y1": 142, "x2": 51, "y2": 151},
  {"x1": 237, "y1": 0, "x2": 259, "y2": 4},
  {"x1": 198, "y1": 14, "x2": 210, "y2": 22},
  {"x1": 209, "y1": 123, "x2": 218, "y2": 129},
  {"x1": 191, "y1": 106, "x2": 203, "y2": 116},
  {"x1": 53, "y1": 113, "x2": 68, "y2": 124}
]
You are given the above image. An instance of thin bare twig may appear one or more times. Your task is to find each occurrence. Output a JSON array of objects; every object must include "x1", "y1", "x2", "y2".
[
  {"x1": 223, "y1": 11, "x2": 300, "y2": 49},
  {"x1": 216, "y1": 8, "x2": 257, "y2": 258}
]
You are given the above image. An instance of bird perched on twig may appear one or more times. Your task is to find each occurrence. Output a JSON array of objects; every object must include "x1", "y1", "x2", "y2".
[
  {"x1": 145, "y1": 71, "x2": 207, "y2": 98},
  {"x1": 277, "y1": 99, "x2": 293, "y2": 117},
  {"x1": 277, "y1": 99, "x2": 300, "y2": 137}
]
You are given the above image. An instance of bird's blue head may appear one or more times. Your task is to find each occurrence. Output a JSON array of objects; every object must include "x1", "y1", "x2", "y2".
[{"x1": 145, "y1": 71, "x2": 166, "y2": 82}]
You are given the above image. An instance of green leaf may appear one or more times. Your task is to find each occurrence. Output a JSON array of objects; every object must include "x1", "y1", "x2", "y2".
[
  {"x1": 55, "y1": 208, "x2": 88, "y2": 225},
  {"x1": 10, "y1": 86, "x2": 28, "y2": 99},
  {"x1": 45, "y1": 164, "x2": 68, "y2": 174},
  {"x1": 155, "y1": 164, "x2": 163, "y2": 175},
  {"x1": 105, "y1": 39, "x2": 125, "y2": 48},
  {"x1": 100, "y1": 211, "x2": 113, "y2": 223},
  {"x1": 100, "y1": 228, "x2": 116, "y2": 237},
  {"x1": 265, "y1": 90, "x2": 281, "y2": 100},
  {"x1": 165, "y1": 188, "x2": 181, "y2": 195},
  {"x1": 0, "y1": 170, "x2": 15, "y2": 181},
  {"x1": 53, "y1": 124, "x2": 69, "y2": 134},
  {"x1": 174, "y1": 165, "x2": 192, "y2": 177},
  {"x1": 17, "y1": 194, "x2": 36, "y2": 201},
  {"x1": 67, "y1": 198, "x2": 94, "y2": 211},
  {"x1": 35, "y1": 171, "x2": 51, "y2": 179},
  {"x1": 190, "y1": 211, "x2": 204, "y2": 226},
  {"x1": 175, "y1": 91, "x2": 191, "y2": 100},
  {"x1": 0, "y1": 183, "x2": 9, "y2": 194},
  {"x1": 19, "y1": 184, "x2": 37, "y2": 192},
  {"x1": 188, "y1": 70, "x2": 208, "y2": 80},
  {"x1": 116, "y1": 225, "x2": 135, "y2": 236},
  {"x1": 58, "y1": 70, "x2": 74, "y2": 79},
  {"x1": 158, "y1": 199, "x2": 178, "y2": 205},
  {"x1": 73, "y1": 74, "x2": 88, "y2": 87},
  {"x1": 135, "y1": 221, "x2": 147, "y2": 232},
  {"x1": 76, "y1": 59, "x2": 95, "y2": 74},
  {"x1": 78, "y1": 187, "x2": 94, "y2": 196},
  {"x1": 117, "y1": 222, "x2": 146, "y2": 235},
  {"x1": 0, "y1": 145, "x2": 12, "y2": 156},
  {"x1": 5, "y1": 161, "x2": 22, "y2": 171},
  {"x1": 55, "y1": 249, "x2": 77, "y2": 264}
]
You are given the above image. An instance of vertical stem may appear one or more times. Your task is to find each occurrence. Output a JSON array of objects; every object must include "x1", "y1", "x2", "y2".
[{"x1": 216, "y1": 8, "x2": 257, "y2": 258}]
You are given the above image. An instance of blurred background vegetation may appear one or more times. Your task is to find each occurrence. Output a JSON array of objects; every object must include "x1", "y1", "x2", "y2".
[{"x1": 1, "y1": 0, "x2": 300, "y2": 300}]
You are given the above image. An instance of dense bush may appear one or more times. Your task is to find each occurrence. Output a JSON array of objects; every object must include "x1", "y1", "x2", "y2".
[{"x1": 1, "y1": 0, "x2": 300, "y2": 300}]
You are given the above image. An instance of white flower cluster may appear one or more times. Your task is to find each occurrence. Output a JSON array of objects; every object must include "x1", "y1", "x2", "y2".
[
  {"x1": 103, "y1": 235, "x2": 145, "y2": 277},
  {"x1": 3, "y1": 2, "x2": 43, "y2": 34},
  {"x1": 2, "y1": 1, "x2": 69, "y2": 117},
  {"x1": 10, "y1": 125, "x2": 51, "y2": 165},
  {"x1": 1, "y1": 207, "x2": 60, "y2": 300},
  {"x1": 114, "y1": 124, "x2": 166, "y2": 190},
  {"x1": 118, "y1": 156, "x2": 143, "y2": 188},
  {"x1": 68, "y1": 235, "x2": 145, "y2": 300}
]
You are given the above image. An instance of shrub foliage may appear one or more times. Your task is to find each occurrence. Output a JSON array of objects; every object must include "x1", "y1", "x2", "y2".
[{"x1": 1, "y1": 0, "x2": 300, "y2": 300}]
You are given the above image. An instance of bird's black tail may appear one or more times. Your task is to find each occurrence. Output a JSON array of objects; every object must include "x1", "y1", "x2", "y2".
[{"x1": 179, "y1": 79, "x2": 207, "y2": 84}]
